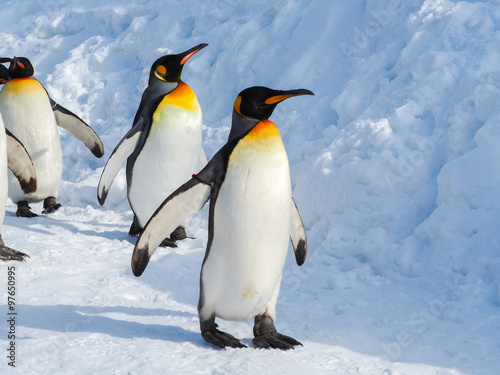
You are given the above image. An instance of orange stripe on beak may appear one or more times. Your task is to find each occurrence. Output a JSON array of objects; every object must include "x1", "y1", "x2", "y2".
[
  {"x1": 180, "y1": 50, "x2": 199, "y2": 65},
  {"x1": 264, "y1": 94, "x2": 294, "y2": 105}
]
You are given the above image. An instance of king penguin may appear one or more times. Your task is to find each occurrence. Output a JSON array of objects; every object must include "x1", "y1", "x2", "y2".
[
  {"x1": 131, "y1": 86, "x2": 313, "y2": 349},
  {"x1": 0, "y1": 63, "x2": 36, "y2": 261},
  {"x1": 0, "y1": 57, "x2": 104, "y2": 217},
  {"x1": 97, "y1": 43, "x2": 208, "y2": 247}
]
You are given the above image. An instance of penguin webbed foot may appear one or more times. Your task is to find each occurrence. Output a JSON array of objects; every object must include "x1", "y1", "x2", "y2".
[
  {"x1": 252, "y1": 332, "x2": 302, "y2": 350},
  {"x1": 42, "y1": 197, "x2": 61, "y2": 214},
  {"x1": 0, "y1": 246, "x2": 29, "y2": 262},
  {"x1": 201, "y1": 329, "x2": 247, "y2": 349},
  {"x1": 159, "y1": 238, "x2": 178, "y2": 248},
  {"x1": 159, "y1": 227, "x2": 187, "y2": 248},
  {"x1": 16, "y1": 201, "x2": 38, "y2": 218},
  {"x1": 252, "y1": 313, "x2": 302, "y2": 350}
]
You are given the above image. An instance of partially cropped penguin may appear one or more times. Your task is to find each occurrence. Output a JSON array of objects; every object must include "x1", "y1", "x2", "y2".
[
  {"x1": 98, "y1": 44, "x2": 208, "y2": 247},
  {"x1": 0, "y1": 57, "x2": 104, "y2": 217},
  {"x1": 0, "y1": 64, "x2": 36, "y2": 261},
  {"x1": 131, "y1": 86, "x2": 313, "y2": 349}
]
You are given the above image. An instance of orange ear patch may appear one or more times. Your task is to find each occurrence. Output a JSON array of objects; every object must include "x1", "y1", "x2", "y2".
[
  {"x1": 154, "y1": 65, "x2": 167, "y2": 80},
  {"x1": 234, "y1": 96, "x2": 243, "y2": 115}
]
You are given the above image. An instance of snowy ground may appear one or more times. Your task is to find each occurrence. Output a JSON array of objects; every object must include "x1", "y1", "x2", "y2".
[{"x1": 1, "y1": 0, "x2": 500, "y2": 374}]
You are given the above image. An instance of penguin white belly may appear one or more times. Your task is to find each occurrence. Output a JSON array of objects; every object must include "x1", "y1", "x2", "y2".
[
  {"x1": 202, "y1": 136, "x2": 292, "y2": 322},
  {"x1": 0, "y1": 115, "x2": 7, "y2": 227},
  {"x1": 128, "y1": 105, "x2": 202, "y2": 228},
  {"x1": 0, "y1": 79, "x2": 62, "y2": 203}
]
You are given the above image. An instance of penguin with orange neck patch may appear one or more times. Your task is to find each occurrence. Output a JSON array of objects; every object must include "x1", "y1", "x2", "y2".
[
  {"x1": 0, "y1": 57, "x2": 104, "y2": 217},
  {"x1": 131, "y1": 86, "x2": 313, "y2": 349},
  {"x1": 0, "y1": 63, "x2": 36, "y2": 261},
  {"x1": 98, "y1": 44, "x2": 208, "y2": 247}
]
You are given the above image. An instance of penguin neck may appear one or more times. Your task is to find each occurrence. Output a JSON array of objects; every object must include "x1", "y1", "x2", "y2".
[
  {"x1": 146, "y1": 78, "x2": 179, "y2": 97},
  {"x1": 228, "y1": 110, "x2": 260, "y2": 143}
]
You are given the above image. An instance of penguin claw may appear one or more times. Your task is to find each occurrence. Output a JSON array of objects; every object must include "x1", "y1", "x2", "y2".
[
  {"x1": 16, "y1": 201, "x2": 38, "y2": 218},
  {"x1": 0, "y1": 246, "x2": 29, "y2": 262},
  {"x1": 252, "y1": 332, "x2": 303, "y2": 350},
  {"x1": 202, "y1": 329, "x2": 247, "y2": 349},
  {"x1": 42, "y1": 197, "x2": 61, "y2": 214},
  {"x1": 159, "y1": 237, "x2": 178, "y2": 248}
]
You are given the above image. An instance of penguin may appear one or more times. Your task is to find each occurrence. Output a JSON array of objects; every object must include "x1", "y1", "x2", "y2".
[
  {"x1": 0, "y1": 57, "x2": 104, "y2": 217},
  {"x1": 0, "y1": 63, "x2": 36, "y2": 261},
  {"x1": 97, "y1": 43, "x2": 208, "y2": 247},
  {"x1": 131, "y1": 86, "x2": 313, "y2": 349}
]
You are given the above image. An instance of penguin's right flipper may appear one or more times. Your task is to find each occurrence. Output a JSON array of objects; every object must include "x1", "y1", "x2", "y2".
[
  {"x1": 5, "y1": 129, "x2": 37, "y2": 194},
  {"x1": 51, "y1": 100, "x2": 105, "y2": 158},
  {"x1": 132, "y1": 178, "x2": 212, "y2": 276},
  {"x1": 97, "y1": 126, "x2": 143, "y2": 205},
  {"x1": 290, "y1": 198, "x2": 307, "y2": 266}
]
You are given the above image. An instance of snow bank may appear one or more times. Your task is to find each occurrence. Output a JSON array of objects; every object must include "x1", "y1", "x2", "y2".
[{"x1": 0, "y1": 0, "x2": 499, "y2": 374}]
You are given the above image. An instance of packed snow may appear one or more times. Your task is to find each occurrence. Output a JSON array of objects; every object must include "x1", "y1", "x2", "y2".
[{"x1": 1, "y1": 0, "x2": 499, "y2": 374}]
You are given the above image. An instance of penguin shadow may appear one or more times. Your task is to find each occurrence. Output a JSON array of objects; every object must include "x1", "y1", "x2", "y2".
[
  {"x1": 18, "y1": 304, "x2": 203, "y2": 345},
  {"x1": 4, "y1": 207, "x2": 136, "y2": 243}
]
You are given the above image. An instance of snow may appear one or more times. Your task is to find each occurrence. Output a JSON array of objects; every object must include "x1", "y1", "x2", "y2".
[{"x1": 1, "y1": 0, "x2": 499, "y2": 374}]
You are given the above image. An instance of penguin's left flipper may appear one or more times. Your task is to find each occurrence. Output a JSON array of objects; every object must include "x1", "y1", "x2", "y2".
[
  {"x1": 51, "y1": 100, "x2": 104, "y2": 158},
  {"x1": 290, "y1": 198, "x2": 307, "y2": 266},
  {"x1": 0, "y1": 246, "x2": 29, "y2": 262},
  {"x1": 132, "y1": 177, "x2": 212, "y2": 276},
  {"x1": 5, "y1": 129, "x2": 37, "y2": 194},
  {"x1": 97, "y1": 125, "x2": 143, "y2": 205}
]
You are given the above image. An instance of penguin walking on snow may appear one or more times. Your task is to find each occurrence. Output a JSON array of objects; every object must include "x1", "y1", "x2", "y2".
[
  {"x1": 98, "y1": 44, "x2": 208, "y2": 247},
  {"x1": 0, "y1": 64, "x2": 36, "y2": 261},
  {"x1": 0, "y1": 57, "x2": 104, "y2": 217},
  {"x1": 131, "y1": 86, "x2": 313, "y2": 349}
]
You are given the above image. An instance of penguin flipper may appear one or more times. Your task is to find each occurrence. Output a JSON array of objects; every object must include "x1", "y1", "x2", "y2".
[
  {"x1": 290, "y1": 198, "x2": 307, "y2": 266},
  {"x1": 97, "y1": 126, "x2": 143, "y2": 205},
  {"x1": 132, "y1": 178, "x2": 212, "y2": 277},
  {"x1": 52, "y1": 101, "x2": 105, "y2": 158},
  {"x1": 5, "y1": 129, "x2": 37, "y2": 194}
]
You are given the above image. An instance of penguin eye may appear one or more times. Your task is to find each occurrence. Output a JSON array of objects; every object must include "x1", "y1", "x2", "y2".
[{"x1": 154, "y1": 65, "x2": 167, "y2": 80}]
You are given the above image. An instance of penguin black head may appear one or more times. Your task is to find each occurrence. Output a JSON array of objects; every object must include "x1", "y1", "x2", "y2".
[
  {"x1": 228, "y1": 86, "x2": 314, "y2": 142},
  {"x1": 234, "y1": 86, "x2": 314, "y2": 120},
  {"x1": 0, "y1": 63, "x2": 9, "y2": 85},
  {"x1": 0, "y1": 57, "x2": 34, "y2": 79},
  {"x1": 149, "y1": 43, "x2": 208, "y2": 85}
]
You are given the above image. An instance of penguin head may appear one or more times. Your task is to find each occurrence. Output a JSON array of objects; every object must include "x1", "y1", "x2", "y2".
[
  {"x1": 149, "y1": 43, "x2": 208, "y2": 85},
  {"x1": 234, "y1": 86, "x2": 314, "y2": 120},
  {"x1": 0, "y1": 63, "x2": 9, "y2": 84},
  {"x1": 228, "y1": 86, "x2": 314, "y2": 142},
  {"x1": 2, "y1": 57, "x2": 35, "y2": 79}
]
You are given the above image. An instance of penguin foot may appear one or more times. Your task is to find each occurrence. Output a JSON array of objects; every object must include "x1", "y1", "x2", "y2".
[
  {"x1": 170, "y1": 226, "x2": 187, "y2": 241},
  {"x1": 252, "y1": 332, "x2": 302, "y2": 350},
  {"x1": 128, "y1": 216, "x2": 142, "y2": 236},
  {"x1": 42, "y1": 197, "x2": 61, "y2": 214},
  {"x1": 252, "y1": 313, "x2": 302, "y2": 350},
  {"x1": 201, "y1": 329, "x2": 247, "y2": 349},
  {"x1": 0, "y1": 246, "x2": 29, "y2": 262},
  {"x1": 16, "y1": 201, "x2": 38, "y2": 217},
  {"x1": 159, "y1": 238, "x2": 178, "y2": 248}
]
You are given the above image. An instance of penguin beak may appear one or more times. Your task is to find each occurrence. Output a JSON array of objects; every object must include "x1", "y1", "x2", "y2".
[
  {"x1": 180, "y1": 43, "x2": 208, "y2": 65},
  {"x1": 12, "y1": 57, "x2": 25, "y2": 69},
  {"x1": 0, "y1": 57, "x2": 12, "y2": 64},
  {"x1": 265, "y1": 89, "x2": 315, "y2": 105}
]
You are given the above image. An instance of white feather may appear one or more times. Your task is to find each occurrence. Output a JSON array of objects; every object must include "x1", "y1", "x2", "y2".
[
  {"x1": 0, "y1": 79, "x2": 62, "y2": 203},
  {"x1": 128, "y1": 105, "x2": 204, "y2": 228},
  {"x1": 200, "y1": 135, "x2": 292, "y2": 322}
]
